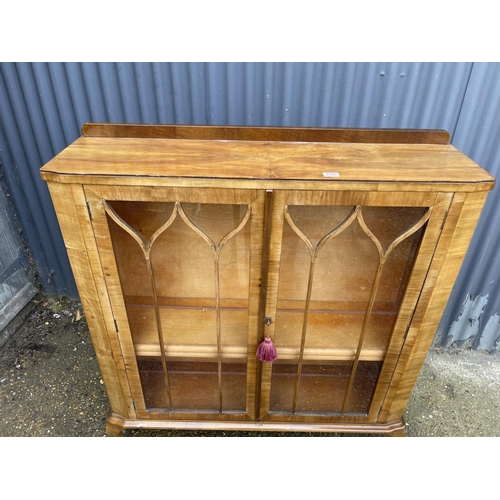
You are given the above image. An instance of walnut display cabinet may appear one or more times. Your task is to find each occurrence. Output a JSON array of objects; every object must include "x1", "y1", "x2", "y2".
[{"x1": 40, "y1": 123, "x2": 495, "y2": 436}]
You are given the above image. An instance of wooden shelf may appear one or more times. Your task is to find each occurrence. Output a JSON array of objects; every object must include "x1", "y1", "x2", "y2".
[
  {"x1": 127, "y1": 303, "x2": 248, "y2": 360},
  {"x1": 126, "y1": 302, "x2": 394, "y2": 362}
]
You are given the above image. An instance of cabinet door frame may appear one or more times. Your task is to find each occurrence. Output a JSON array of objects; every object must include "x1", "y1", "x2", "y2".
[
  {"x1": 259, "y1": 189, "x2": 453, "y2": 423},
  {"x1": 85, "y1": 184, "x2": 265, "y2": 421}
]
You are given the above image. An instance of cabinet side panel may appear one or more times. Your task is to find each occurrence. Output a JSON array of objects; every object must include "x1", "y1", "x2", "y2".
[
  {"x1": 380, "y1": 191, "x2": 489, "y2": 422},
  {"x1": 46, "y1": 182, "x2": 134, "y2": 418}
]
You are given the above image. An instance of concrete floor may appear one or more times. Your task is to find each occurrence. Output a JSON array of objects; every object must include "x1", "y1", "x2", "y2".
[{"x1": 404, "y1": 346, "x2": 500, "y2": 436}]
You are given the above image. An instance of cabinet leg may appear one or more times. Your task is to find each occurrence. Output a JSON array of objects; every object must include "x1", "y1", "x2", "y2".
[
  {"x1": 106, "y1": 421, "x2": 124, "y2": 437},
  {"x1": 384, "y1": 418, "x2": 407, "y2": 436}
]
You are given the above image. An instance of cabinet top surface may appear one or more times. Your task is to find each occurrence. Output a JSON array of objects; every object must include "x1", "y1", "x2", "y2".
[{"x1": 40, "y1": 125, "x2": 495, "y2": 191}]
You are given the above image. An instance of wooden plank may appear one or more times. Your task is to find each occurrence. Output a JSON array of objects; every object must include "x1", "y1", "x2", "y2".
[
  {"x1": 82, "y1": 122, "x2": 451, "y2": 144},
  {"x1": 0, "y1": 281, "x2": 38, "y2": 337},
  {"x1": 40, "y1": 136, "x2": 495, "y2": 188},
  {"x1": 106, "y1": 412, "x2": 405, "y2": 435},
  {"x1": 282, "y1": 190, "x2": 438, "y2": 207},
  {"x1": 86, "y1": 184, "x2": 260, "y2": 205},
  {"x1": 39, "y1": 173, "x2": 495, "y2": 193}
]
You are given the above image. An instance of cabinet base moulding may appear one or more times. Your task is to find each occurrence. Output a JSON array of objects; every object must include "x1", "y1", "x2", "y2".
[{"x1": 105, "y1": 412, "x2": 407, "y2": 437}]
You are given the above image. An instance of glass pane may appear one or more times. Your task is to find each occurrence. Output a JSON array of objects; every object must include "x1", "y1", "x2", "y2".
[
  {"x1": 107, "y1": 201, "x2": 251, "y2": 413},
  {"x1": 270, "y1": 205, "x2": 427, "y2": 416}
]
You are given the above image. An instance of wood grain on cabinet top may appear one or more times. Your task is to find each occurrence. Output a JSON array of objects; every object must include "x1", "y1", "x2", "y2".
[{"x1": 40, "y1": 126, "x2": 495, "y2": 191}]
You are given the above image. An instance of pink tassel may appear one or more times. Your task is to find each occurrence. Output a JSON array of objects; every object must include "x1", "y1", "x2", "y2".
[{"x1": 256, "y1": 337, "x2": 277, "y2": 363}]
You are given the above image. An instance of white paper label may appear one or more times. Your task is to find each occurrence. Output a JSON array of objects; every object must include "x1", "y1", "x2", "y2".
[{"x1": 323, "y1": 172, "x2": 340, "y2": 177}]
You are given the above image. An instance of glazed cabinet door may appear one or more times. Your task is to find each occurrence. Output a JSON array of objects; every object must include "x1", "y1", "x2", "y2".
[
  {"x1": 260, "y1": 190, "x2": 453, "y2": 423},
  {"x1": 85, "y1": 186, "x2": 265, "y2": 421}
]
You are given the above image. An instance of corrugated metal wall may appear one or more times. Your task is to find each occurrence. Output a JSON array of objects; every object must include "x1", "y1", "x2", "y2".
[
  {"x1": 0, "y1": 62, "x2": 498, "y2": 351},
  {"x1": 437, "y1": 63, "x2": 500, "y2": 351}
]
